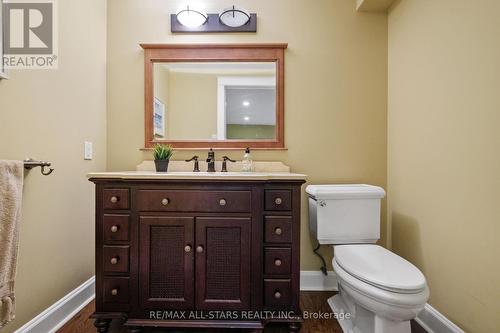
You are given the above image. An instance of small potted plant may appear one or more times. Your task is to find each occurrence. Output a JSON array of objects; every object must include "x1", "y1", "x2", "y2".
[{"x1": 153, "y1": 144, "x2": 174, "y2": 172}]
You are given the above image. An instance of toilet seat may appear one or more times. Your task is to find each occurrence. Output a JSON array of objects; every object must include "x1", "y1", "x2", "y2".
[
  {"x1": 333, "y1": 258, "x2": 429, "y2": 309},
  {"x1": 334, "y1": 245, "x2": 426, "y2": 294}
]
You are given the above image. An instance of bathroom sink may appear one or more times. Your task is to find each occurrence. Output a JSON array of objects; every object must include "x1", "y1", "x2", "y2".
[{"x1": 87, "y1": 171, "x2": 307, "y2": 181}]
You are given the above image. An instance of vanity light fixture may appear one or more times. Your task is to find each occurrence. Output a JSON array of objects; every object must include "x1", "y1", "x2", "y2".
[
  {"x1": 219, "y1": 6, "x2": 251, "y2": 28},
  {"x1": 171, "y1": 5, "x2": 256, "y2": 33},
  {"x1": 175, "y1": 5, "x2": 208, "y2": 28},
  {"x1": 242, "y1": 100, "x2": 250, "y2": 107}
]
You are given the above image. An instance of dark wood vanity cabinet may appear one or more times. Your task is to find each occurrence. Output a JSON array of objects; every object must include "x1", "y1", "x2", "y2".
[{"x1": 90, "y1": 178, "x2": 305, "y2": 333}]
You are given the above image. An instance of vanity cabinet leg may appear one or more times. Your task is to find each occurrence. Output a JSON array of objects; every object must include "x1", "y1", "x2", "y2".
[
  {"x1": 93, "y1": 318, "x2": 111, "y2": 333},
  {"x1": 127, "y1": 326, "x2": 142, "y2": 333},
  {"x1": 288, "y1": 321, "x2": 301, "y2": 333}
]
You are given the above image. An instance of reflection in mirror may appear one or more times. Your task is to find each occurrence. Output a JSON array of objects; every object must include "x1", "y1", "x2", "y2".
[{"x1": 153, "y1": 62, "x2": 276, "y2": 141}]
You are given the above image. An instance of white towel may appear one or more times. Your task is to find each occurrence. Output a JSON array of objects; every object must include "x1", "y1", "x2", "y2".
[{"x1": 0, "y1": 160, "x2": 23, "y2": 328}]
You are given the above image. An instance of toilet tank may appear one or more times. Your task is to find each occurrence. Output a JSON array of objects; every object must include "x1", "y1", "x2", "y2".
[{"x1": 306, "y1": 184, "x2": 386, "y2": 245}]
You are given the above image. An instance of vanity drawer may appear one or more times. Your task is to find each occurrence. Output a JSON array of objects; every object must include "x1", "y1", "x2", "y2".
[
  {"x1": 264, "y1": 279, "x2": 291, "y2": 308},
  {"x1": 103, "y1": 277, "x2": 130, "y2": 304},
  {"x1": 102, "y1": 245, "x2": 130, "y2": 273},
  {"x1": 265, "y1": 190, "x2": 292, "y2": 211},
  {"x1": 137, "y1": 189, "x2": 252, "y2": 212},
  {"x1": 103, "y1": 214, "x2": 129, "y2": 242},
  {"x1": 264, "y1": 216, "x2": 292, "y2": 243},
  {"x1": 103, "y1": 189, "x2": 130, "y2": 210},
  {"x1": 264, "y1": 248, "x2": 291, "y2": 276}
]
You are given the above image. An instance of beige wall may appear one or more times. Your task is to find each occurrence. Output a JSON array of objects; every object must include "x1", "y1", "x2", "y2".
[
  {"x1": 0, "y1": 0, "x2": 107, "y2": 331},
  {"x1": 107, "y1": 0, "x2": 388, "y2": 270},
  {"x1": 168, "y1": 72, "x2": 217, "y2": 140},
  {"x1": 227, "y1": 125, "x2": 276, "y2": 140},
  {"x1": 388, "y1": 0, "x2": 500, "y2": 332}
]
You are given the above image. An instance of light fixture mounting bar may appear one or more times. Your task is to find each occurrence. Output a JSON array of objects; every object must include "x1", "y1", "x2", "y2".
[{"x1": 171, "y1": 13, "x2": 257, "y2": 33}]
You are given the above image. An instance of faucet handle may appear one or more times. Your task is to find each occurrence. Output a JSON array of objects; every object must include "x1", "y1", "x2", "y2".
[
  {"x1": 185, "y1": 156, "x2": 200, "y2": 172},
  {"x1": 221, "y1": 156, "x2": 236, "y2": 172}
]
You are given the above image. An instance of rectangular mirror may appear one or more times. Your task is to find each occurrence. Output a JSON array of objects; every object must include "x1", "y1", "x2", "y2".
[
  {"x1": 142, "y1": 44, "x2": 286, "y2": 149},
  {"x1": 153, "y1": 62, "x2": 276, "y2": 141}
]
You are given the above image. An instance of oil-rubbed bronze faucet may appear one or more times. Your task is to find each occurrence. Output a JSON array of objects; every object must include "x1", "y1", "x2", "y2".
[
  {"x1": 221, "y1": 156, "x2": 236, "y2": 172},
  {"x1": 185, "y1": 156, "x2": 200, "y2": 172},
  {"x1": 206, "y1": 148, "x2": 216, "y2": 172}
]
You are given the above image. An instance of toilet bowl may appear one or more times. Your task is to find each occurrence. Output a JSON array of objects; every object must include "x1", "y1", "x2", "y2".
[
  {"x1": 306, "y1": 184, "x2": 429, "y2": 333},
  {"x1": 330, "y1": 245, "x2": 429, "y2": 333}
]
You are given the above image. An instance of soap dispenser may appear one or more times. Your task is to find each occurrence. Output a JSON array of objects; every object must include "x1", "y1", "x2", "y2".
[{"x1": 242, "y1": 147, "x2": 254, "y2": 172}]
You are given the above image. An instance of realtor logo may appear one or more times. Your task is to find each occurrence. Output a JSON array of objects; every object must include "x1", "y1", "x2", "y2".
[{"x1": 2, "y1": 0, "x2": 58, "y2": 69}]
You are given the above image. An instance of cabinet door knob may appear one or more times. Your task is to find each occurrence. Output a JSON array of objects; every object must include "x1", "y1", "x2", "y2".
[
  {"x1": 110, "y1": 225, "x2": 119, "y2": 233},
  {"x1": 111, "y1": 288, "x2": 119, "y2": 296},
  {"x1": 219, "y1": 198, "x2": 227, "y2": 206},
  {"x1": 274, "y1": 291, "x2": 282, "y2": 299},
  {"x1": 196, "y1": 245, "x2": 204, "y2": 253},
  {"x1": 110, "y1": 257, "x2": 119, "y2": 265},
  {"x1": 184, "y1": 245, "x2": 192, "y2": 253},
  {"x1": 275, "y1": 197, "x2": 283, "y2": 205},
  {"x1": 110, "y1": 196, "x2": 118, "y2": 203},
  {"x1": 274, "y1": 227, "x2": 283, "y2": 235},
  {"x1": 274, "y1": 259, "x2": 282, "y2": 267},
  {"x1": 161, "y1": 198, "x2": 170, "y2": 206}
]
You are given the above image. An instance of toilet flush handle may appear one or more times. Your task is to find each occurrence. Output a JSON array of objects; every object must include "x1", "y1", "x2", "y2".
[{"x1": 318, "y1": 200, "x2": 326, "y2": 207}]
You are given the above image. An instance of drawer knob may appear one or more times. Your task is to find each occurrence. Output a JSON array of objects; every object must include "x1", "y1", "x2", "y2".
[
  {"x1": 184, "y1": 245, "x2": 192, "y2": 253},
  {"x1": 274, "y1": 259, "x2": 282, "y2": 267},
  {"x1": 275, "y1": 197, "x2": 283, "y2": 205},
  {"x1": 111, "y1": 288, "x2": 119, "y2": 296},
  {"x1": 274, "y1": 291, "x2": 282, "y2": 299},
  {"x1": 196, "y1": 245, "x2": 204, "y2": 253},
  {"x1": 161, "y1": 198, "x2": 170, "y2": 206},
  {"x1": 219, "y1": 199, "x2": 227, "y2": 206},
  {"x1": 274, "y1": 227, "x2": 283, "y2": 235},
  {"x1": 110, "y1": 225, "x2": 119, "y2": 233},
  {"x1": 110, "y1": 257, "x2": 119, "y2": 265},
  {"x1": 110, "y1": 196, "x2": 118, "y2": 203}
]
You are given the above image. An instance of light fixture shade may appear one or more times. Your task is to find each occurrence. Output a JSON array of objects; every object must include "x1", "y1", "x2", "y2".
[
  {"x1": 219, "y1": 6, "x2": 251, "y2": 28},
  {"x1": 176, "y1": 6, "x2": 208, "y2": 28}
]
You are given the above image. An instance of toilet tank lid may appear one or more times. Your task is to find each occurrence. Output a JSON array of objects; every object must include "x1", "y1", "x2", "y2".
[{"x1": 306, "y1": 184, "x2": 386, "y2": 200}]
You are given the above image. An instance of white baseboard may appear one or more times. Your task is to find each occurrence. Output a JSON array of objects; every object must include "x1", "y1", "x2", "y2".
[
  {"x1": 416, "y1": 303, "x2": 465, "y2": 333},
  {"x1": 14, "y1": 276, "x2": 95, "y2": 333},
  {"x1": 300, "y1": 270, "x2": 338, "y2": 291}
]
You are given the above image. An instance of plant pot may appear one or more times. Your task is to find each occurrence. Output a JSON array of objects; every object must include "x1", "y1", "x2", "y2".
[{"x1": 154, "y1": 159, "x2": 170, "y2": 172}]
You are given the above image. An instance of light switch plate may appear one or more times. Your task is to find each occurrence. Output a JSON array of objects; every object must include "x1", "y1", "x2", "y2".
[{"x1": 84, "y1": 141, "x2": 93, "y2": 160}]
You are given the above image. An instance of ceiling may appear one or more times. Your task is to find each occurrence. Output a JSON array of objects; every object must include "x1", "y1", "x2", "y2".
[{"x1": 356, "y1": 0, "x2": 397, "y2": 12}]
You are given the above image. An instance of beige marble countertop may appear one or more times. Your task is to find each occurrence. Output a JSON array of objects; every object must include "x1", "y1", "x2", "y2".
[{"x1": 87, "y1": 171, "x2": 307, "y2": 181}]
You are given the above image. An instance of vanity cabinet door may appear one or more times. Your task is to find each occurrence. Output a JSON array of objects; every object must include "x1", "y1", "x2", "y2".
[
  {"x1": 139, "y1": 216, "x2": 194, "y2": 309},
  {"x1": 195, "y1": 217, "x2": 251, "y2": 310}
]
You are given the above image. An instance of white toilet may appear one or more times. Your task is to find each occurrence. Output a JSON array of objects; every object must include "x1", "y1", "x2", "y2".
[{"x1": 306, "y1": 184, "x2": 429, "y2": 333}]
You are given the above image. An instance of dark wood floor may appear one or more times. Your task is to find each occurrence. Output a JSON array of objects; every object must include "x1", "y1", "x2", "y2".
[{"x1": 57, "y1": 292, "x2": 426, "y2": 333}]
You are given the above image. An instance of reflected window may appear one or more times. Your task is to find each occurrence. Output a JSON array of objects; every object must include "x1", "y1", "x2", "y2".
[{"x1": 223, "y1": 84, "x2": 276, "y2": 140}]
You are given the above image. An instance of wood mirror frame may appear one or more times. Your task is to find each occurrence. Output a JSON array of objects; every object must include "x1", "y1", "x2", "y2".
[{"x1": 141, "y1": 43, "x2": 287, "y2": 149}]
